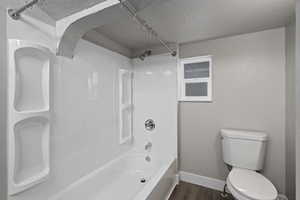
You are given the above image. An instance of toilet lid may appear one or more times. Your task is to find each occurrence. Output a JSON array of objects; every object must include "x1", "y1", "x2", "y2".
[{"x1": 227, "y1": 168, "x2": 277, "y2": 200}]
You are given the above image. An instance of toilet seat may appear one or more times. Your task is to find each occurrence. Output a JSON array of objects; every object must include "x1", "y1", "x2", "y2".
[{"x1": 227, "y1": 168, "x2": 277, "y2": 200}]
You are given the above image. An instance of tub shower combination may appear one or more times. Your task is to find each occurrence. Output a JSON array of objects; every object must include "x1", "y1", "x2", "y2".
[
  {"x1": 7, "y1": 38, "x2": 178, "y2": 200},
  {"x1": 6, "y1": 0, "x2": 178, "y2": 199}
]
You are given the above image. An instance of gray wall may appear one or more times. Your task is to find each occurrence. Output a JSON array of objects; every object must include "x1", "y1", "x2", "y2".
[
  {"x1": 285, "y1": 21, "x2": 296, "y2": 200},
  {"x1": 296, "y1": 0, "x2": 300, "y2": 198},
  {"x1": 179, "y1": 28, "x2": 286, "y2": 193},
  {"x1": 0, "y1": 6, "x2": 7, "y2": 200}
]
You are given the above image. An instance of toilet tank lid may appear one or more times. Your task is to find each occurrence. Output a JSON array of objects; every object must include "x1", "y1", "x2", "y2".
[{"x1": 221, "y1": 129, "x2": 268, "y2": 141}]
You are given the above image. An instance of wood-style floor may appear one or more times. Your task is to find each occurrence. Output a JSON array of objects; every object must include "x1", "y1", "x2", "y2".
[{"x1": 169, "y1": 181, "x2": 234, "y2": 200}]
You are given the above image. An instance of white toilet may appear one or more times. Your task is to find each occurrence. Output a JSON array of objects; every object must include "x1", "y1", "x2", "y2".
[{"x1": 221, "y1": 129, "x2": 278, "y2": 200}]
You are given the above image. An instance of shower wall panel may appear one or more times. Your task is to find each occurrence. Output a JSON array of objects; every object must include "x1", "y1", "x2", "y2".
[
  {"x1": 133, "y1": 54, "x2": 178, "y2": 163},
  {"x1": 7, "y1": 13, "x2": 134, "y2": 200}
]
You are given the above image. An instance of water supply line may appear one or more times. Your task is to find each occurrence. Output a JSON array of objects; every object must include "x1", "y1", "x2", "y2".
[
  {"x1": 8, "y1": 0, "x2": 41, "y2": 20},
  {"x1": 118, "y1": 0, "x2": 177, "y2": 57}
]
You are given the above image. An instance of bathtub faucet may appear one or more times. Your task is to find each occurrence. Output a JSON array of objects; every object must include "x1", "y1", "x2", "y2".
[{"x1": 145, "y1": 142, "x2": 152, "y2": 151}]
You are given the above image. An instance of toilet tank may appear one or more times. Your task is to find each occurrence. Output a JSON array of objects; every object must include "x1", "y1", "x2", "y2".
[{"x1": 221, "y1": 129, "x2": 268, "y2": 171}]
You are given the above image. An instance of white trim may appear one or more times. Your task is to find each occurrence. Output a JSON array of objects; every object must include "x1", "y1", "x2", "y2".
[
  {"x1": 277, "y1": 194, "x2": 288, "y2": 200},
  {"x1": 180, "y1": 55, "x2": 213, "y2": 63},
  {"x1": 179, "y1": 171, "x2": 225, "y2": 192}
]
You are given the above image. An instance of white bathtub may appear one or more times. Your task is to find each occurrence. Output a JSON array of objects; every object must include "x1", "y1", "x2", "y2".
[{"x1": 50, "y1": 153, "x2": 177, "y2": 200}]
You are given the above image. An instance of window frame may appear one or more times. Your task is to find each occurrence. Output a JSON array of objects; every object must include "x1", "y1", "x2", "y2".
[{"x1": 178, "y1": 55, "x2": 213, "y2": 102}]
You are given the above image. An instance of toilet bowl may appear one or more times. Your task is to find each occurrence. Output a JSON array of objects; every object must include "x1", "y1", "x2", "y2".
[
  {"x1": 220, "y1": 129, "x2": 278, "y2": 200},
  {"x1": 226, "y1": 168, "x2": 277, "y2": 200}
]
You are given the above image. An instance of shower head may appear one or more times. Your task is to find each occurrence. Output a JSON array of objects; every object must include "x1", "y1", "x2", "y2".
[
  {"x1": 138, "y1": 50, "x2": 152, "y2": 61},
  {"x1": 139, "y1": 55, "x2": 145, "y2": 61}
]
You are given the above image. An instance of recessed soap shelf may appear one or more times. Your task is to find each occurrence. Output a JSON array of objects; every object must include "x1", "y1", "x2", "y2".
[
  {"x1": 13, "y1": 44, "x2": 50, "y2": 113},
  {"x1": 8, "y1": 39, "x2": 52, "y2": 195},
  {"x1": 13, "y1": 117, "x2": 50, "y2": 184},
  {"x1": 119, "y1": 69, "x2": 133, "y2": 144}
]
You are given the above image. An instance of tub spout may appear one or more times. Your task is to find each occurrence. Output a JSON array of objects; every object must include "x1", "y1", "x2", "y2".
[{"x1": 145, "y1": 142, "x2": 152, "y2": 151}]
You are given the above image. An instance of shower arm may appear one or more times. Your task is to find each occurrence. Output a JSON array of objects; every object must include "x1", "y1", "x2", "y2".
[
  {"x1": 119, "y1": 0, "x2": 177, "y2": 57},
  {"x1": 8, "y1": 0, "x2": 40, "y2": 20}
]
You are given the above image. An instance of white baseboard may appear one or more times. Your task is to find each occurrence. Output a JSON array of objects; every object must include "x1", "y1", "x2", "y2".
[
  {"x1": 277, "y1": 194, "x2": 288, "y2": 200},
  {"x1": 179, "y1": 171, "x2": 225, "y2": 192},
  {"x1": 179, "y1": 171, "x2": 288, "y2": 200}
]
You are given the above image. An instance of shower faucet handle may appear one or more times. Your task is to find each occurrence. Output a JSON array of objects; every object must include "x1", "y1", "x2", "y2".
[{"x1": 145, "y1": 119, "x2": 155, "y2": 131}]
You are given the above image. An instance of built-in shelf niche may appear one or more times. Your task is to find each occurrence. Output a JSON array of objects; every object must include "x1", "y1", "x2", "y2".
[
  {"x1": 14, "y1": 46, "x2": 50, "y2": 112},
  {"x1": 8, "y1": 39, "x2": 52, "y2": 195},
  {"x1": 14, "y1": 117, "x2": 50, "y2": 184},
  {"x1": 119, "y1": 69, "x2": 133, "y2": 144}
]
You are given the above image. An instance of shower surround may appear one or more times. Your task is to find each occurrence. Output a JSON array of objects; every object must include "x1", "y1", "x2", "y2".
[{"x1": 5, "y1": 3, "x2": 178, "y2": 200}]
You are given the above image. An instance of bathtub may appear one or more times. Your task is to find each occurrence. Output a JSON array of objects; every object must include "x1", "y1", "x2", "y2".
[{"x1": 50, "y1": 153, "x2": 178, "y2": 200}]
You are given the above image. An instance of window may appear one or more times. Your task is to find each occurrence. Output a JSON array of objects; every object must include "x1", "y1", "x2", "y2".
[
  {"x1": 119, "y1": 69, "x2": 133, "y2": 144},
  {"x1": 179, "y1": 56, "x2": 212, "y2": 101}
]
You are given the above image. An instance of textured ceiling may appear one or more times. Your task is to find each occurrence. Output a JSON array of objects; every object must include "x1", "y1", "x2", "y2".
[
  {"x1": 13, "y1": 0, "x2": 293, "y2": 51},
  {"x1": 94, "y1": 14, "x2": 163, "y2": 50},
  {"x1": 38, "y1": 0, "x2": 107, "y2": 20},
  {"x1": 94, "y1": 0, "x2": 294, "y2": 50},
  {"x1": 36, "y1": 0, "x2": 163, "y2": 20}
]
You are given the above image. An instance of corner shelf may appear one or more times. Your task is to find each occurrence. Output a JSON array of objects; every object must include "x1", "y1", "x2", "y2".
[{"x1": 8, "y1": 39, "x2": 52, "y2": 195}]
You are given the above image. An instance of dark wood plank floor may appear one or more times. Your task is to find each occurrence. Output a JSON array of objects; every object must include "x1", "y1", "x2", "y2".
[{"x1": 169, "y1": 181, "x2": 234, "y2": 200}]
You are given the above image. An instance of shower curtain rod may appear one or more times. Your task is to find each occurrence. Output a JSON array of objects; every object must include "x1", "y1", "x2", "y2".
[
  {"x1": 8, "y1": 0, "x2": 40, "y2": 20},
  {"x1": 119, "y1": 0, "x2": 177, "y2": 57}
]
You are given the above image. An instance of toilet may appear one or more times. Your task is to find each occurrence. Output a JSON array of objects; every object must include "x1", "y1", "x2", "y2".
[{"x1": 221, "y1": 129, "x2": 278, "y2": 200}]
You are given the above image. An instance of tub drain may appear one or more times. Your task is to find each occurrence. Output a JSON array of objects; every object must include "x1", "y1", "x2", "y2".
[{"x1": 140, "y1": 178, "x2": 146, "y2": 183}]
